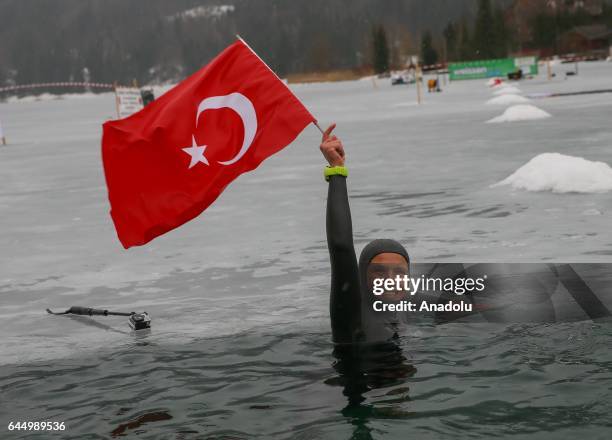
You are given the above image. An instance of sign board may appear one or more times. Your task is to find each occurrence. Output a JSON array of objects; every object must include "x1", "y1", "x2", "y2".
[
  {"x1": 449, "y1": 57, "x2": 539, "y2": 80},
  {"x1": 115, "y1": 87, "x2": 143, "y2": 119},
  {"x1": 514, "y1": 56, "x2": 539, "y2": 76}
]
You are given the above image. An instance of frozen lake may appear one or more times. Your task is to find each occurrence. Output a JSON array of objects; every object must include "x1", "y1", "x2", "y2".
[
  {"x1": 1, "y1": 61, "x2": 612, "y2": 440},
  {"x1": 0, "y1": 62, "x2": 611, "y2": 366}
]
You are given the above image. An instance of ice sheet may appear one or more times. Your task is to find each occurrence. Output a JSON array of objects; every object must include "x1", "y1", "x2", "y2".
[{"x1": 486, "y1": 94, "x2": 531, "y2": 105}]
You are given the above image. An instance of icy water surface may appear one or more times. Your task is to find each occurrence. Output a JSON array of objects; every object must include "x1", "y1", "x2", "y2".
[
  {"x1": 1, "y1": 62, "x2": 611, "y2": 438},
  {"x1": 2, "y1": 322, "x2": 612, "y2": 439}
]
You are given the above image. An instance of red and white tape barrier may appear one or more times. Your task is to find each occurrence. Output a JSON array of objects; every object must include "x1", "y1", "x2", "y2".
[{"x1": 0, "y1": 82, "x2": 117, "y2": 93}]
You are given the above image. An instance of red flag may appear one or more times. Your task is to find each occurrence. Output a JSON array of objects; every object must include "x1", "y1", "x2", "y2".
[{"x1": 102, "y1": 39, "x2": 316, "y2": 248}]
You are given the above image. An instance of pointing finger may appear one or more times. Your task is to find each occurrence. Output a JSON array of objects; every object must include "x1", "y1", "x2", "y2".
[{"x1": 322, "y1": 123, "x2": 336, "y2": 141}]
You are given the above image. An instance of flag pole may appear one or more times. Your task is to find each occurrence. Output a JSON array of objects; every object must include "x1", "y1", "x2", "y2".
[
  {"x1": 235, "y1": 35, "x2": 325, "y2": 136},
  {"x1": 313, "y1": 121, "x2": 325, "y2": 135}
]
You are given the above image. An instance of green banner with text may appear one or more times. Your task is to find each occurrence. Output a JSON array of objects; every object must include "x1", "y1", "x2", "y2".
[{"x1": 449, "y1": 57, "x2": 539, "y2": 80}]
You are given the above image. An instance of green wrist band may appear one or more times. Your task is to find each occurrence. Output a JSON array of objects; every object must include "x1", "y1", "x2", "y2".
[{"x1": 324, "y1": 166, "x2": 348, "y2": 181}]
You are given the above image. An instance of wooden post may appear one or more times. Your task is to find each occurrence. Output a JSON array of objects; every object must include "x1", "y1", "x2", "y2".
[
  {"x1": 0, "y1": 119, "x2": 5, "y2": 145},
  {"x1": 547, "y1": 60, "x2": 552, "y2": 81},
  {"x1": 113, "y1": 81, "x2": 120, "y2": 119},
  {"x1": 416, "y1": 64, "x2": 423, "y2": 105}
]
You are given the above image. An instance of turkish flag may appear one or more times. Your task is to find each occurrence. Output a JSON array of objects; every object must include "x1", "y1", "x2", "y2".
[{"x1": 102, "y1": 39, "x2": 316, "y2": 248}]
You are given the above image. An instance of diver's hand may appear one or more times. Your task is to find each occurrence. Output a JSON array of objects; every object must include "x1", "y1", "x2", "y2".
[{"x1": 320, "y1": 123, "x2": 345, "y2": 167}]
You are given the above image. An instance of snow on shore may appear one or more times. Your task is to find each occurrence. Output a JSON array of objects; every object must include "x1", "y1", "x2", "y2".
[
  {"x1": 493, "y1": 153, "x2": 612, "y2": 193},
  {"x1": 487, "y1": 104, "x2": 551, "y2": 123}
]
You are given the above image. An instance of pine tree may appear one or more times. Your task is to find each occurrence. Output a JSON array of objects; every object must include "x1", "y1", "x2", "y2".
[
  {"x1": 458, "y1": 20, "x2": 474, "y2": 61},
  {"x1": 492, "y1": 8, "x2": 509, "y2": 58},
  {"x1": 371, "y1": 25, "x2": 390, "y2": 74},
  {"x1": 443, "y1": 22, "x2": 458, "y2": 62},
  {"x1": 473, "y1": 0, "x2": 496, "y2": 59},
  {"x1": 420, "y1": 31, "x2": 439, "y2": 66}
]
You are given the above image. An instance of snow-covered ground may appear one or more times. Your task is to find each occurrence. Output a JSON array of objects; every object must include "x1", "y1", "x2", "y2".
[
  {"x1": 1, "y1": 61, "x2": 611, "y2": 365},
  {"x1": 486, "y1": 94, "x2": 531, "y2": 105},
  {"x1": 493, "y1": 85, "x2": 523, "y2": 96}
]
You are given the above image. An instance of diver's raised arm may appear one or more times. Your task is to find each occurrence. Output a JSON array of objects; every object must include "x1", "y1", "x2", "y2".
[
  {"x1": 320, "y1": 124, "x2": 361, "y2": 344},
  {"x1": 321, "y1": 124, "x2": 353, "y2": 252}
]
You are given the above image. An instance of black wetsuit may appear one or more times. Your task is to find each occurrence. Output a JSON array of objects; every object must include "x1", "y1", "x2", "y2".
[
  {"x1": 326, "y1": 175, "x2": 362, "y2": 345},
  {"x1": 325, "y1": 175, "x2": 416, "y2": 410},
  {"x1": 326, "y1": 175, "x2": 411, "y2": 345}
]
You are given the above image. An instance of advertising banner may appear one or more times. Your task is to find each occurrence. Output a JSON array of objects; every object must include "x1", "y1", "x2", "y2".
[{"x1": 450, "y1": 57, "x2": 539, "y2": 80}]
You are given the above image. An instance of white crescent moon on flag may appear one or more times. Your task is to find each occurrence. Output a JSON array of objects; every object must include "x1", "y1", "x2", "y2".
[{"x1": 196, "y1": 93, "x2": 258, "y2": 166}]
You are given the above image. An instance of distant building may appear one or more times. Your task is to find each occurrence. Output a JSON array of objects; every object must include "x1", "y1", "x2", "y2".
[
  {"x1": 505, "y1": 0, "x2": 604, "y2": 55},
  {"x1": 559, "y1": 24, "x2": 612, "y2": 56},
  {"x1": 562, "y1": 0, "x2": 603, "y2": 16}
]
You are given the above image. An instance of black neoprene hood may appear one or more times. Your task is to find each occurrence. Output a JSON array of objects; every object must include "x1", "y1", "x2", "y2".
[{"x1": 358, "y1": 239, "x2": 410, "y2": 292}]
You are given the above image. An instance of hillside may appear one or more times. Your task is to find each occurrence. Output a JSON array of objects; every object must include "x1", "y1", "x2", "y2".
[{"x1": 0, "y1": 0, "x2": 498, "y2": 86}]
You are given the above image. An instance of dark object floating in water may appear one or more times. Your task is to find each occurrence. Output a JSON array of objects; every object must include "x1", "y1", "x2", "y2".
[
  {"x1": 111, "y1": 410, "x2": 173, "y2": 437},
  {"x1": 46, "y1": 306, "x2": 151, "y2": 330}
]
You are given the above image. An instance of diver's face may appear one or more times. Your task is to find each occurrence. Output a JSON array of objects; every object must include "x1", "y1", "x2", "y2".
[{"x1": 367, "y1": 253, "x2": 409, "y2": 302}]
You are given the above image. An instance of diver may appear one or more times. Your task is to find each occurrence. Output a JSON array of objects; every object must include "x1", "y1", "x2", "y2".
[
  {"x1": 320, "y1": 123, "x2": 412, "y2": 345},
  {"x1": 320, "y1": 123, "x2": 416, "y2": 421},
  {"x1": 320, "y1": 124, "x2": 566, "y2": 341}
]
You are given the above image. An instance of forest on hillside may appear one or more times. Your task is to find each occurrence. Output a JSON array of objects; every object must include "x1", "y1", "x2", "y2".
[{"x1": 0, "y1": 0, "x2": 609, "y2": 88}]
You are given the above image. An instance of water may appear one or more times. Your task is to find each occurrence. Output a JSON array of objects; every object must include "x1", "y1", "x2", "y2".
[
  {"x1": 2, "y1": 323, "x2": 611, "y2": 439},
  {"x1": 1, "y1": 62, "x2": 611, "y2": 438}
]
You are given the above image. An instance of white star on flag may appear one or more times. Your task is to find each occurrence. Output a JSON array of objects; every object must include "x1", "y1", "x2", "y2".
[{"x1": 182, "y1": 135, "x2": 209, "y2": 169}]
